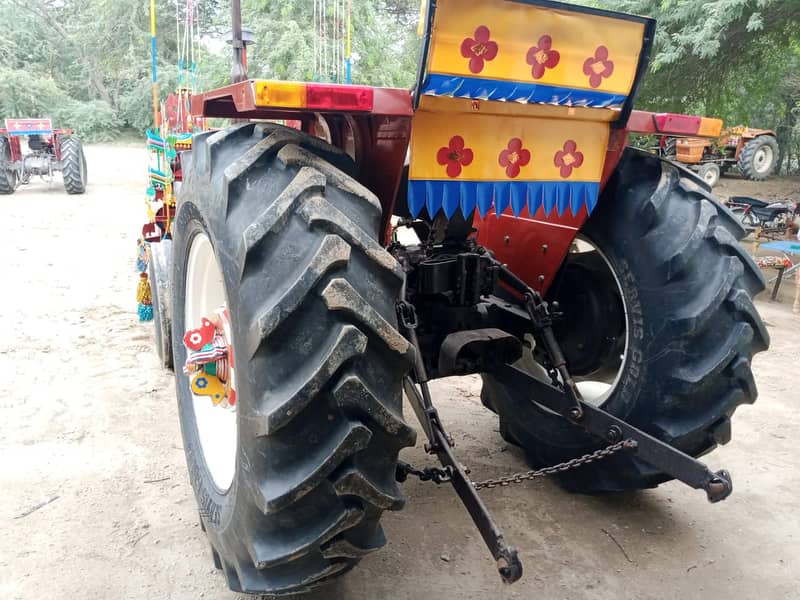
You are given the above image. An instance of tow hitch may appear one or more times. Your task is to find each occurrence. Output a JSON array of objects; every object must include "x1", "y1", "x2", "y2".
[{"x1": 395, "y1": 257, "x2": 733, "y2": 585}]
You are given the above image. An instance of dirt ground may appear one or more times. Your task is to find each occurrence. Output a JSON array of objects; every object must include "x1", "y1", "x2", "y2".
[{"x1": 1, "y1": 145, "x2": 799, "y2": 600}]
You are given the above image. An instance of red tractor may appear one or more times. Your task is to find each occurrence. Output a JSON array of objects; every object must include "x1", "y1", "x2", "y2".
[
  {"x1": 660, "y1": 122, "x2": 780, "y2": 187},
  {"x1": 0, "y1": 118, "x2": 87, "y2": 194},
  {"x1": 150, "y1": 0, "x2": 768, "y2": 593}
]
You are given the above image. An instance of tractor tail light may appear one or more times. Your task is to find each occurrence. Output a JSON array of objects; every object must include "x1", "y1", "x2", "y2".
[
  {"x1": 254, "y1": 80, "x2": 373, "y2": 112},
  {"x1": 652, "y1": 113, "x2": 724, "y2": 137},
  {"x1": 653, "y1": 113, "x2": 701, "y2": 135},
  {"x1": 306, "y1": 84, "x2": 374, "y2": 112}
]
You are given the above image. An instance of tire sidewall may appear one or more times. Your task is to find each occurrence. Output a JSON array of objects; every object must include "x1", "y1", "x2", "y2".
[
  {"x1": 149, "y1": 239, "x2": 173, "y2": 369},
  {"x1": 493, "y1": 228, "x2": 648, "y2": 451}
]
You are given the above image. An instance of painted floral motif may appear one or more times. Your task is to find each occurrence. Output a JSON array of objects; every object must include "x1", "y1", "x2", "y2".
[
  {"x1": 583, "y1": 46, "x2": 614, "y2": 88},
  {"x1": 437, "y1": 136, "x2": 474, "y2": 178},
  {"x1": 460, "y1": 26, "x2": 499, "y2": 74},
  {"x1": 525, "y1": 35, "x2": 560, "y2": 80},
  {"x1": 554, "y1": 140, "x2": 584, "y2": 178},
  {"x1": 498, "y1": 138, "x2": 531, "y2": 179}
]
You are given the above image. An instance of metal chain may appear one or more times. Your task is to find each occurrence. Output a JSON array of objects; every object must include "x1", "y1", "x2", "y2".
[{"x1": 471, "y1": 439, "x2": 636, "y2": 490}]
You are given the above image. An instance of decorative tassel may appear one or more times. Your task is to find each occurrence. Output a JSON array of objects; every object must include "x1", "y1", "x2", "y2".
[
  {"x1": 137, "y1": 272, "x2": 154, "y2": 322},
  {"x1": 138, "y1": 304, "x2": 154, "y2": 321}
]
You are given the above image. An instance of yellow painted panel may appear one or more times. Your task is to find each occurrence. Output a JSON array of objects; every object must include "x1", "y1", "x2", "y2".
[
  {"x1": 428, "y1": 0, "x2": 645, "y2": 95},
  {"x1": 409, "y1": 109, "x2": 609, "y2": 182}
]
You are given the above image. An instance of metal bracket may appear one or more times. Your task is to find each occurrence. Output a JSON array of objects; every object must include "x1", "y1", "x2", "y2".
[{"x1": 493, "y1": 364, "x2": 733, "y2": 503}]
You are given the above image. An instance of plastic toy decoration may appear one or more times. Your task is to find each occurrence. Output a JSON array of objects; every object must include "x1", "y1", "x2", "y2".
[
  {"x1": 184, "y1": 318, "x2": 216, "y2": 350},
  {"x1": 183, "y1": 311, "x2": 236, "y2": 410},
  {"x1": 190, "y1": 371, "x2": 226, "y2": 405}
]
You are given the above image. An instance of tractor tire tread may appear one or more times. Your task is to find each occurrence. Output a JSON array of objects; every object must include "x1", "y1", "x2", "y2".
[
  {"x1": 61, "y1": 136, "x2": 87, "y2": 194},
  {"x1": 482, "y1": 149, "x2": 768, "y2": 493},
  {"x1": 173, "y1": 123, "x2": 413, "y2": 595}
]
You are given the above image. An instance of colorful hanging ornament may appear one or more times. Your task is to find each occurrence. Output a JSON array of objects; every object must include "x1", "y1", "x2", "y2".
[
  {"x1": 137, "y1": 272, "x2": 154, "y2": 322},
  {"x1": 136, "y1": 238, "x2": 151, "y2": 273}
]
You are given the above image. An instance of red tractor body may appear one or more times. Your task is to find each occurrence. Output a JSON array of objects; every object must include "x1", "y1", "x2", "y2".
[
  {"x1": 190, "y1": 83, "x2": 723, "y2": 294},
  {"x1": 0, "y1": 118, "x2": 87, "y2": 194}
]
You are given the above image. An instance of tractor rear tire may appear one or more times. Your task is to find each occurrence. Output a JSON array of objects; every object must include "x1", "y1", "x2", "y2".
[
  {"x1": 0, "y1": 136, "x2": 17, "y2": 194},
  {"x1": 481, "y1": 149, "x2": 768, "y2": 493},
  {"x1": 148, "y1": 239, "x2": 173, "y2": 371},
  {"x1": 172, "y1": 123, "x2": 415, "y2": 595},
  {"x1": 61, "y1": 136, "x2": 87, "y2": 194},
  {"x1": 738, "y1": 135, "x2": 779, "y2": 180}
]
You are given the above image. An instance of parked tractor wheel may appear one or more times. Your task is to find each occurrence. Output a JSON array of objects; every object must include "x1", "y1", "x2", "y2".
[
  {"x1": 697, "y1": 162, "x2": 720, "y2": 188},
  {"x1": 172, "y1": 123, "x2": 416, "y2": 595},
  {"x1": 148, "y1": 239, "x2": 173, "y2": 370},
  {"x1": 481, "y1": 149, "x2": 768, "y2": 494},
  {"x1": 60, "y1": 136, "x2": 87, "y2": 194},
  {"x1": 662, "y1": 137, "x2": 676, "y2": 159},
  {"x1": 0, "y1": 136, "x2": 17, "y2": 194},
  {"x1": 738, "y1": 135, "x2": 779, "y2": 180}
]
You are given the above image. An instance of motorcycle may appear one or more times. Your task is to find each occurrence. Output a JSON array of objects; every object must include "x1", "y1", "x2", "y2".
[{"x1": 727, "y1": 196, "x2": 798, "y2": 233}]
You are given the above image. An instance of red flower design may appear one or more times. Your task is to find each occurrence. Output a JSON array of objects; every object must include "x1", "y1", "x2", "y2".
[
  {"x1": 554, "y1": 140, "x2": 584, "y2": 178},
  {"x1": 437, "y1": 136, "x2": 474, "y2": 178},
  {"x1": 526, "y1": 35, "x2": 560, "y2": 80},
  {"x1": 460, "y1": 26, "x2": 499, "y2": 74},
  {"x1": 583, "y1": 46, "x2": 614, "y2": 88},
  {"x1": 498, "y1": 138, "x2": 531, "y2": 179}
]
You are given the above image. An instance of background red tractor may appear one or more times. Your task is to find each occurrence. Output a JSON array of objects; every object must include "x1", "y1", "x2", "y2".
[
  {"x1": 152, "y1": 0, "x2": 768, "y2": 593},
  {"x1": 0, "y1": 118, "x2": 87, "y2": 195},
  {"x1": 660, "y1": 123, "x2": 780, "y2": 187}
]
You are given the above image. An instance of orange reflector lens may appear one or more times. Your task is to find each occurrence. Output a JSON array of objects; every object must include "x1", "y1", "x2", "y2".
[
  {"x1": 254, "y1": 81, "x2": 307, "y2": 108},
  {"x1": 697, "y1": 117, "x2": 724, "y2": 137}
]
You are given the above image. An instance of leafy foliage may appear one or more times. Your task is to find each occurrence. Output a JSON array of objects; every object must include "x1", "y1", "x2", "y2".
[
  {"x1": 586, "y1": 0, "x2": 800, "y2": 171},
  {"x1": 2, "y1": 0, "x2": 799, "y2": 171}
]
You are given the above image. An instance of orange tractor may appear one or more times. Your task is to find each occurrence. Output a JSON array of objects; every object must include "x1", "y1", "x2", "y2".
[
  {"x1": 153, "y1": 0, "x2": 768, "y2": 593},
  {"x1": 661, "y1": 123, "x2": 780, "y2": 187}
]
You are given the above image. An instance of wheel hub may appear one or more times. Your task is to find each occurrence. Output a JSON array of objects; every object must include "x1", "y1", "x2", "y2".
[
  {"x1": 754, "y1": 146, "x2": 773, "y2": 173},
  {"x1": 184, "y1": 233, "x2": 237, "y2": 491},
  {"x1": 551, "y1": 238, "x2": 628, "y2": 407}
]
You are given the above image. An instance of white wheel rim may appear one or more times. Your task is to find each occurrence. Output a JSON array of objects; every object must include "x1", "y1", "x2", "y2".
[
  {"x1": 754, "y1": 146, "x2": 773, "y2": 174},
  {"x1": 185, "y1": 233, "x2": 237, "y2": 491},
  {"x1": 570, "y1": 237, "x2": 629, "y2": 408},
  {"x1": 703, "y1": 169, "x2": 717, "y2": 185}
]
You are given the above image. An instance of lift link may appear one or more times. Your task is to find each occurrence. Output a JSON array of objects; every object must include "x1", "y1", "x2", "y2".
[
  {"x1": 494, "y1": 363, "x2": 734, "y2": 503},
  {"x1": 396, "y1": 299, "x2": 523, "y2": 584}
]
